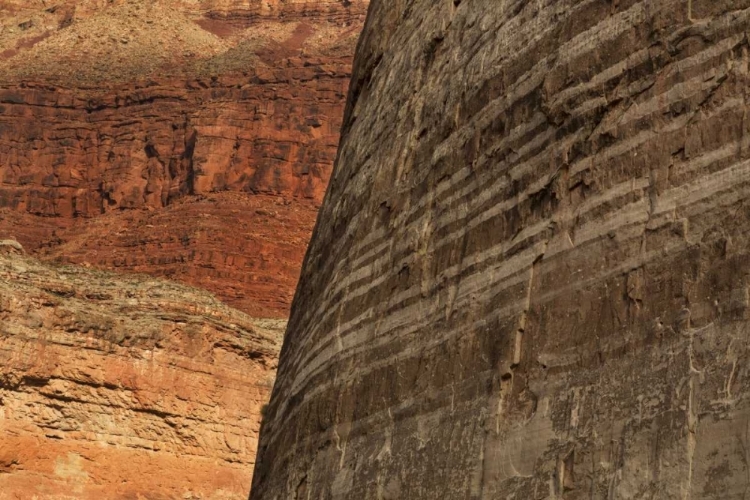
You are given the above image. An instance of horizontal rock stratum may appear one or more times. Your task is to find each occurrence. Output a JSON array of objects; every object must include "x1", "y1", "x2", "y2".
[
  {"x1": 0, "y1": 243, "x2": 284, "y2": 499},
  {"x1": 252, "y1": 1, "x2": 750, "y2": 498}
]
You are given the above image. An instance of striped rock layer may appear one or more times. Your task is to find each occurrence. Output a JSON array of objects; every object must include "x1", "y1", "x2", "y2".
[{"x1": 252, "y1": 1, "x2": 750, "y2": 498}]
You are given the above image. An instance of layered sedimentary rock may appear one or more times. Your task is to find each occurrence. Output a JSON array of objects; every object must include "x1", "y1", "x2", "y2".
[
  {"x1": 0, "y1": 241, "x2": 284, "y2": 499},
  {"x1": 0, "y1": 0, "x2": 368, "y2": 315},
  {"x1": 252, "y1": 1, "x2": 750, "y2": 498}
]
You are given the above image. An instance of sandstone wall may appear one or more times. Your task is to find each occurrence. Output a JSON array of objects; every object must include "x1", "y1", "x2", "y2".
[
  {"x1": 0, "y1": 0, "x2": 369, "y2": 316},
  {"x1": 0, "y1": 0, "x2": 368, "y2": 214},
  {"x1": 0, "y1": 246, "x2": 283, "y2": 499},
  {"x1": 0, "y1": 74, "x2": 347, "y2": 215},
  {"x1": 252, "y1": 1, "x2": 750, "y2": 498}
]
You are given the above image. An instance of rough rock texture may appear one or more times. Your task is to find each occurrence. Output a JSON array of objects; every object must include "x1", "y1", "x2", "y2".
[
  {"x1": 0, "y1": 0, "x2": 367, "y2": 210},
  {"x1": 252, "y1": 1, "x2": 750, "y2": 498},
  {"x1": 0, "y1": 245, "x2": 284, "y2": 499},
  {"x1": 0, "y1": 0, "x2": 368, "y2": 316}
]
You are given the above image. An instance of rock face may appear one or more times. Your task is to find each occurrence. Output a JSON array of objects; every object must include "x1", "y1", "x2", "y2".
[
  {"x1": 0, "y1": 0, "x2": 368, "y2": 316},
  {"x1": 0, "y1": 246, "x2": 284, "y2": 499},
  {"x1": 252, "y1": 1, "x2": 750, "y2": 498}
]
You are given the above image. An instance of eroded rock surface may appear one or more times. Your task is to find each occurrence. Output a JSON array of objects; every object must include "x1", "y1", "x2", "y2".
[
  {"x1": 0, "y1": 0, "x2": 368, "y2": 316},
  {"x1": 0, "y1": 248, "x2": 283, "y2": 499},
  {"x1": 252, "y1": 1, "x2": 750, "y2": 498}
]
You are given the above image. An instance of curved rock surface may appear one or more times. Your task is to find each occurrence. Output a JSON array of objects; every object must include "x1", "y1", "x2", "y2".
[
  {"x1": 0, "y1": 246, "x2": 284, "y2": 499},
  {"x1": 0, "y1": 0, "x2": 368, "y2": 316},
  {"x1": 252, "y1": 1, "x2": 750, "y2": 498}
]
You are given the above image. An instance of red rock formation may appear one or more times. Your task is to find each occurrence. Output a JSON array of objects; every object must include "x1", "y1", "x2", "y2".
[
  {"x1": 0, "y1": 243, "x2": 284, "y2": 499},
  {"x1": 0, "y1": 0, "x2": 368, "y2": 316},
  {"x1": 0, "y1": 71, "x2": 348, "y2": 215}
]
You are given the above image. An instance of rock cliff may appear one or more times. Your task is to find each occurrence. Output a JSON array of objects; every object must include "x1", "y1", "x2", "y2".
[
  {"x1": 0, "y1": 0, "x2": 368, "y2": 316},
  {"x1": 0, "y1": 241, "x2": 283, "y2": 499},
  {"x1": 252, "y1": 1, "x2": 750, "y2": 498}
]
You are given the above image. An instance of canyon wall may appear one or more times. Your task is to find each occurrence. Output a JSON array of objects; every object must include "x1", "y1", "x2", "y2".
[
  {"x1": 0, "y1": 0, "x2": 368, "y2": 317},
  {"x1": 0, "y1": 241, "x2": 284, "y2": 499},
  {"x1": 252, "y1": 1, "x2": 750, "y2": 498}
]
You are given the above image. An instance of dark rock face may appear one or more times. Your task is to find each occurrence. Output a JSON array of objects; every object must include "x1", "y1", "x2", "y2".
[{"x1": 252, "y1": 1, "x2": 750, "y2": 498}]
